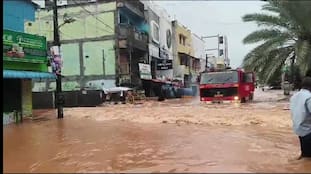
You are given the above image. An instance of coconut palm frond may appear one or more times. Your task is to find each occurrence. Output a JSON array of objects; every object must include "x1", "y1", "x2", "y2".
[
  {"x1": 261, "y1": 3, "x2": 280, "y2": 14},
  {"x1": 243, "y1": 29, "x2": 293, "y2": 44},
  {"x1": 263, "y1": 47, "x2": 293, "y2": 82},
  {"x1": 242, "y1": 13, "x2": 289, "y2": 29},
  {"x1": 296, "y1": 40, "x2": 311, "y2": 74},
  {"x1": 242, "y1": 0, "x2": 311, "y2": 83}
]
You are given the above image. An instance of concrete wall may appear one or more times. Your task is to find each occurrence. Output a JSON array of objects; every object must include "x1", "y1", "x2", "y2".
[
  {"x1": 26, "y1": 2, "x2": 117, "y2": 91},
  {"x1": 174, "y1": 22, "x2": 193, "y2": 56},
  {"x1": 83, "y1": 41, "x2": 116, "y2": 76},
  {"x1": 172, "y1": 20, "x2": 194, "y2": 79},
  {"x1": 25, "y1": 2, "x2": 116, "y2": 40},
  {"x1": 61, "y1": 43, "x2": 80, "y2": 76},
  {"x1": 3, "y1": 0, "x2": 36, "y2": 32}
]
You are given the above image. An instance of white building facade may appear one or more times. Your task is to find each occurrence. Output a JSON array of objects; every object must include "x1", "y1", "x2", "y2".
[
  {"x1": 191, "y1": 33, "x2": 205, "y2": 73},
  {"x1": 153, "y1": 3, "x2": 173, "y2": 80},
  {"x1": 143, "y1": 1, "x2": 174, "y2": 80}
]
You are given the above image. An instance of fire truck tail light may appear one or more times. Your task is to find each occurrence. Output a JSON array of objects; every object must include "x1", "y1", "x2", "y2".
[{"x1": 233, "y1": 84, "x2": 239, "y2": 87}]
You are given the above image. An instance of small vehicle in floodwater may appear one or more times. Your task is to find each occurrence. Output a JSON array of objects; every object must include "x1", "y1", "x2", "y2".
[{"x1": 199, "y1": 68, "x2": 255, "y2": 103}]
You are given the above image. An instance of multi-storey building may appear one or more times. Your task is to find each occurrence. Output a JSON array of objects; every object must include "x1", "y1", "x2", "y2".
[
  {"x1": 26, "y1": 0, "x2": 149, "y2": 92},
  {"x1": 172, "y1": 20, "x2": 195, "y2": 87},
  {"x1": 150, "y1": 2, "x2": 174, "y2": 80}
]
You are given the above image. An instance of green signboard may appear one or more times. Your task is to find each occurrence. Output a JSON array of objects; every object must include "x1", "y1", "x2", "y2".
[{"x1": 3, "y1": 29, "x2": 47, "y2": 63}]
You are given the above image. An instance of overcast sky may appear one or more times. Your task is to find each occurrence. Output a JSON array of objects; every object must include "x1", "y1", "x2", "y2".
[{"x1": 155, "y1": 1, "x2": 266, "y2": 68}]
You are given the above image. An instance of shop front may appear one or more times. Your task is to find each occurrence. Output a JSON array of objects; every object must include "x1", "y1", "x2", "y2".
[{"x1": 3, "y1": 29, "x2": 55, "y2": 125}]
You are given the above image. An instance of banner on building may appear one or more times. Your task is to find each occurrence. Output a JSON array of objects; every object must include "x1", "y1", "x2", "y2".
[
  {"x1": 156, "y1": 59, "x2": 173, "y2": 70},
  {"x1": 50, "y1": 46, "x2": 62, "y2": 75},
  {"x1": 3, "y1": 29, "x2": 47, "y2": 62},
  {"x1": 138, "y1": 63, "x2": 152, "y2": 80}
]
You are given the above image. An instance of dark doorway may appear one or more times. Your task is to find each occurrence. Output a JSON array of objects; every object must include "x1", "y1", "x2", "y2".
[
  {"x1": 3, "y1": 79, "x2": 22, "y2": 112},
  {"x1": 151, "y1": 58, "x2": 156, "y2": 79}
]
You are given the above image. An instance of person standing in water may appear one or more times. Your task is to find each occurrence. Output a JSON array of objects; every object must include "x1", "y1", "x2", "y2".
[{"x1": 290, "y1": 77, "x2": 311, "y2": 159}]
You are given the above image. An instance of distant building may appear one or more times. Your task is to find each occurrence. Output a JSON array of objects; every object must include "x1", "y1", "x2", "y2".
[
  {"x1": 172, "y1": 20, "x2": 194, "y2": 87},
  {"x1": 191, "y1": 33, "x2": 205, "y2": 79},
  {"x1": 144, "y1": 2, "x2": 161, "y2": 79},
  {"x1": 142, "y1": 1, "x2": 174, "y2": 81}
]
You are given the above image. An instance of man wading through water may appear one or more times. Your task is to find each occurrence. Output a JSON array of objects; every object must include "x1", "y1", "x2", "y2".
[{"x1": 290, "y1": 77, "x2": 311, "y2": 159}]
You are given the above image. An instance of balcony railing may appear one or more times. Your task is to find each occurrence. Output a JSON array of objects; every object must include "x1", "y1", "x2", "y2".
[{"x1": 118, "y1": 24, "x2": 148, "y2": 50}]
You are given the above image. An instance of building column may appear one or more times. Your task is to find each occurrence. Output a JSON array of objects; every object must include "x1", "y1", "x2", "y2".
[{"x1": 21, "y1": 79, "x2": 32, "y2": 117}]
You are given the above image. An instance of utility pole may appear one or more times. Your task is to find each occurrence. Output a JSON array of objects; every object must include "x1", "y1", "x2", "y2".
[
  {"x1": 217, "y1": 34, "x2": 220, "y2": 58},
  {"x1": 53, "y1": 0, "x2": 64, "y2": 119},
  {"x1": 205, "y1": 54, "x2": 208, "y2": 71},
  {"x1": 290, "y1": 53, "x2": 295, "y2": 90},
  {"x1": 224, "y1": 36, "x2": 229, "y2": 67}
]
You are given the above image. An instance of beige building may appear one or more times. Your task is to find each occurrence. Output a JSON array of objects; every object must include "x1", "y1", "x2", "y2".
[{"x1": 172, "y1": 20, "x2": 198, "y2": 87}]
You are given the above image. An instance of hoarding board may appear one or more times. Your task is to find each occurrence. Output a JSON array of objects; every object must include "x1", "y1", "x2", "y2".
[
  {"x1": 138, "y1": 63, "x2": 152, "y2": 80},
  {"x1": 3, "y1": 29, "x2": 47, "y2": 62}
]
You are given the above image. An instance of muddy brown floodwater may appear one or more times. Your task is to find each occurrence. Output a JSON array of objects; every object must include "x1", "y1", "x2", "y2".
[{"x1": 3, "y1": 90, "x2": 311, "y2": 173}]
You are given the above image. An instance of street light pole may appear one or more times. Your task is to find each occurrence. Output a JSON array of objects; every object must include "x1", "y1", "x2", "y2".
[
  {"x1": 53, "y1": 0, "x2": 63, "y2": 119},
  {"x1": 205, "y1": 54, "x2": 208, "y2": 71},
  {"x1": 217, "y1": 34, "x2": 220, "y2": 58},
  {"x1": 290, "y1": 53, "x2": 295, "y2": 91}
]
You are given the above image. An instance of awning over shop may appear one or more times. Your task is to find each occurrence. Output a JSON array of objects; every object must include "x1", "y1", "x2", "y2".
[{"x1": 3, "y1": 70, "x2": 56, "y2": 79}]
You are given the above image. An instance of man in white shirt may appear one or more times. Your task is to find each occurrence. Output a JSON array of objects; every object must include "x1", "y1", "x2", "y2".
[{"x1": 290, "y1": 77, "x2": 311, "y2": 159}]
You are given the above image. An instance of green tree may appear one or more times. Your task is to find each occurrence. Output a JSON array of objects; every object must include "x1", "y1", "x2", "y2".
[{"x1": 242, "y1": 0, "x2": 311, "y2": 83}]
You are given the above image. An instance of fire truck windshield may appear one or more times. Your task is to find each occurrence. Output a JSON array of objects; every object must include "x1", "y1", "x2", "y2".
[{"x1": 200, "y1": 71, "x2": 238, "y2": 84}]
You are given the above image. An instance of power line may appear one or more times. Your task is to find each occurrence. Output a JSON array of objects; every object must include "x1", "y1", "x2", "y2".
[
  {"x1": 71, "y1": 0, "x2": 114, "y2": 32},
  {"x1": 34, "y1": 17, "x2": 113, "y2": 35}
]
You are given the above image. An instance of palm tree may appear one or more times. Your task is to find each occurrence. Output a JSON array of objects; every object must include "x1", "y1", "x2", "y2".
[{"x1": 242, "y1": 0, "x2": 311, "y2": 84}]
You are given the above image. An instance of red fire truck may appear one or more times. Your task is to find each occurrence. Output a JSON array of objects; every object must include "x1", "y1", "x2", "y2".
[{"x1": 199, "y1": 68, "x2": 255, "y2": 103}]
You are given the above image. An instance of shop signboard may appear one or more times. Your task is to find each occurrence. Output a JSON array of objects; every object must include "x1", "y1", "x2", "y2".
[
  {"x1": 138, "y1": 63, "x2": 152, "y2": 80},
  {"x1": 3, "y1": 29, "x2": 47, "y2": 63},
  {"x1": 156, "y1": 58, "x2": 172, "y2": 70}
]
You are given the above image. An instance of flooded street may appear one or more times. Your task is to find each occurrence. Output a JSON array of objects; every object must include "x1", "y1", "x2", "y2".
[{"x1": 3, "y1": 90, "x2": 311, "y2": 173}]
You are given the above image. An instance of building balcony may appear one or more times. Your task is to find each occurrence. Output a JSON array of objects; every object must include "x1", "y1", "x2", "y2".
[
  {"x1": 117, "y1": 0, "x2": 145, "y2": 18},
  {"x1": 118, "y1": 24, "x2": 148, "y2": 51}
]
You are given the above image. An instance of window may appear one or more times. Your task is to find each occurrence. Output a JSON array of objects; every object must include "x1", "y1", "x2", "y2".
[
  {"x1": 179, "y1": 34, "x2": 186, "y2": 46},
  {"x1": 243, "y1": 73, "x2": 254, "y2": 83},
  {"x1": 192, "y1": 59, "x2": 200, "y2": 71},
  {"x1": 119, "y1": 14, "x2": 128, "y2": 24},
  {"x1": 201, "y1": 71, "x2": 239, "y2": 84},
  {"x1": 151, "y1": 21, "x2": 159, "y2": 44},
  {"x1": 179, "y1": 54, "x2": 189, "y2": 66}
]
